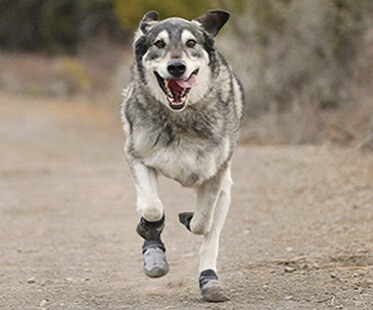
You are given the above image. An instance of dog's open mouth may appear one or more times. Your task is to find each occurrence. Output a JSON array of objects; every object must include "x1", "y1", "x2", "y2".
[{"x1": 155, "y1": 70, "x2": 199, "y2": 110}]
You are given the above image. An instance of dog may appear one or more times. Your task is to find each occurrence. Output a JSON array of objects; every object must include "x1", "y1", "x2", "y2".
[{"x1": 121, "y1": 10, "x2": 245, "y2": 302}]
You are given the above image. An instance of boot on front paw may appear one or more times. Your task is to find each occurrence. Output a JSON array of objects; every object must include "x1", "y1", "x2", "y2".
[
  {"x1": 136, "y1": 216, "x2": 169, "y2": 278},
  {"x1": 142, "y1": 240, "x2": 169, "y2": 278}
]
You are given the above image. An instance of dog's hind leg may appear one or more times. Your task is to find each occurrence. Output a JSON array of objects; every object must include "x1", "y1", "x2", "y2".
[
  {"x1": 198, "y1": 167, "x2": 232, "y2": 302},
  {"x1": 128, "y1": 158, "x2": 169, "y2": 278}
]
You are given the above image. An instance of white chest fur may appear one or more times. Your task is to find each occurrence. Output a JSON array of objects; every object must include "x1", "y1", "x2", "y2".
[{"x1": 132, "y1": 131, "x2": 229, "y2": 187}]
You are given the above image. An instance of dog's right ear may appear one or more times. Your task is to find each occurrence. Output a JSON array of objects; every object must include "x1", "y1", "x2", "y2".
[{"x1": 140, "y1": 11, "x2": 159, "y2": 34}]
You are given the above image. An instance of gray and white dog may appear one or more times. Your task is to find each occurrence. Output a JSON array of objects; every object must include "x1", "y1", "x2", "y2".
[{"x1": 121, "y1": 10, "x2": 245, "y2": 302}]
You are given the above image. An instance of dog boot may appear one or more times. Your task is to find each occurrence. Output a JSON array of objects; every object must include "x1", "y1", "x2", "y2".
[
  {"x1": 136, "y1": 216, "x2": 169, "y2": 278},
  {"x1": 199, "y1": 269, "x2": 228, "y2": 302}
]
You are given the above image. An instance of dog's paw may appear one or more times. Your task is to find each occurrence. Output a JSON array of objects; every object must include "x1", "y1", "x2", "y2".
[
  {"x1": 143, "y1": 246, "x2": 169, "y2": 278},
  {"x1": 201, "y1": 280, "x2": 228, "y2": 302},
  {"x1": 178, "y1": 212, "x2": 194, "y2": 232},
  {"x1": 199, "y1": 269, "x2": 229, "y2": 302}
]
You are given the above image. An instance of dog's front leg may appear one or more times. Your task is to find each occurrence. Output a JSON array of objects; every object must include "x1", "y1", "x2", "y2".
[
  {"x1": 179, "y1": 166, "x2": 227, "y2": 235},
  {"x1": 178, "y1": 165, "x2": 232, "y2": 302},
  {"x1": 127, "y1": 157, "x2": 169, "y2": 278},
  {"x1": 198, "y1": 168, "x2": 232, "y2": 302},
  {"x1": 128, "y1": 158, "x2": 163, "y2": 222}
]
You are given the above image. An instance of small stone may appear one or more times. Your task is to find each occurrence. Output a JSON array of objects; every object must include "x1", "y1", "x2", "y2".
[
  {"x1": 27, "y1": 277, "x2": 36, "y2": 284},
  {"x1": 41, "y1": 280, "x2": 53, "y2": 287},
  {"x1": 335, "y1": 306, "x2": 343, "y2": 309},
  {"x1": 40, "y1": 300, "x2": 48, "y2": 307},
  {"x1": 286, "y1": 247, "x2": 293, "y2": 252},
  {"x1": 300, "y1": 263, "x2": 309, "y2": 270},
  {"x1": 312, "y1": 263, "x2": 320, "y2": 269},
  {"x1": 284, "y1": 267, "x2": 295, "y2": 273},
  {"x1": 331, "y1": 273, "x2": 337, "y2": 279},
  {"x1": 285, "y1": 295, "x2": 293, "y2": 300},
  {"x1": 64, "y1": 277, "x2": 74, "y2": 282},
  {"x1": 263, "y1": 284, "x2": 270, "y2": 290}
]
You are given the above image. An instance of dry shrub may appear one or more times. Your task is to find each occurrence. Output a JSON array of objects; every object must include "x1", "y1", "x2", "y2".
[
  {"x1": 218, "y1": 0, "x2": 372, "y2": 145},
  {"x1": 0, "y1": 53, "x2": 92, "y2": 96},
  {"x1": 0, "y1": 39, "x2": 126, "y2": 97},
  {"x1": 239, "y1": 88, "x2": 373, "y2": 146},
  {"x1": 1, "y1": 0, "x2": 372, "y2": 147}
]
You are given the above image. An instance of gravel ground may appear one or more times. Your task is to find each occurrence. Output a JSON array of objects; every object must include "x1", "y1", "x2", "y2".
[{"x1": 0, "y1": 93, "x2": 372, "y2": 310}]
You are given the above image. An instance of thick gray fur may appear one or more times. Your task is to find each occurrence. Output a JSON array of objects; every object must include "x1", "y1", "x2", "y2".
[{"x1": 121, "y1": 10, "x2": 245, "y2": 302}]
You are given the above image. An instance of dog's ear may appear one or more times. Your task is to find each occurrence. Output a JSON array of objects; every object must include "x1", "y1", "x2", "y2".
[
  {"x1": 194, "y1": 10, "x2": 230, "y2": 37},
  {"x1": 140, "y1": 11, "x2": 159, "y2": 34}
]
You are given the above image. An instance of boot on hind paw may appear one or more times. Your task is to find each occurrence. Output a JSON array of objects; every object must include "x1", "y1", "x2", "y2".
[
  {"x1": 178, "y1": 212, "x2": 210, "y2": 235},
  {"x1": 199, "y1": 269, "x2": 229, "y2": 302},
  {"x1": 178, "y1": 212, "x2": 194, "y2": 231}
]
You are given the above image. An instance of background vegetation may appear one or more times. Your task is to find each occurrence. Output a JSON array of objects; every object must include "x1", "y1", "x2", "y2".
[{"x1": 0, "y1": 0, "x2": 372, "y2": 146}]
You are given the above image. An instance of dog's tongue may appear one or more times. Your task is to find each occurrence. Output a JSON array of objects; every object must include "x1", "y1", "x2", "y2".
[{"x1": 175, "y1": 74, "x2": 197, "y2": 88}]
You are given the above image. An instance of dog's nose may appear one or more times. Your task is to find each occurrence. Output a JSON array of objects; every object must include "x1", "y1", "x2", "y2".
[{"x1": 167, "y1": 60, "x2": 186, "y2": 78}]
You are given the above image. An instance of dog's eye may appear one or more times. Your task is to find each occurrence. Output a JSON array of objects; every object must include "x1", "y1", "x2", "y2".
[
  {"x1": 186, "y1": 39, "x2": 196, "y2": 48},
  {"x1": 154, "y1": 40, "x2": 166, "y2": 49}
]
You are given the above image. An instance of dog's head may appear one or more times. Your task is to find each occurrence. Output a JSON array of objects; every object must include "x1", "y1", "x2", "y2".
[{"x1": 133, "y1": 10, "x2": 229, "y2": 112}]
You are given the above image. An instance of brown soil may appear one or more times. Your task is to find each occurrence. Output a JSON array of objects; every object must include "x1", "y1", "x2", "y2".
[{"x1": 0, "y1": 93, "x2": 372, "y2": 310}]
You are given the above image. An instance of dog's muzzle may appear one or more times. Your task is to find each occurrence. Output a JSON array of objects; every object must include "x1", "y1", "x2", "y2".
[{"x1": 154, "y1": 68, "x2": 199, "y2": 111}]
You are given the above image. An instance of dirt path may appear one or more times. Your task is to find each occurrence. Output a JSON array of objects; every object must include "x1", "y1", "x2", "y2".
[{"x1": 0, "y1": 93, "x2": 372, "y2": 310}]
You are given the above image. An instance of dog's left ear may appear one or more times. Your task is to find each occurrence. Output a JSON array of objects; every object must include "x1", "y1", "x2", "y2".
[
  {"x1": 194, "y1": 10, "x2": 230, "y2": 37},
  {"x1": 140, "y1": 11, "x2": 159, "y2": 34}
]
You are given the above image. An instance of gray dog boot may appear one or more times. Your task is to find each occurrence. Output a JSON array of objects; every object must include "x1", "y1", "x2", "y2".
[
  {"x1": 199, "y1": 269, "x2": 229, "y2": 302},
  {"x1": 136, "y1": 216, "x2": 169, "y2": 278}
]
